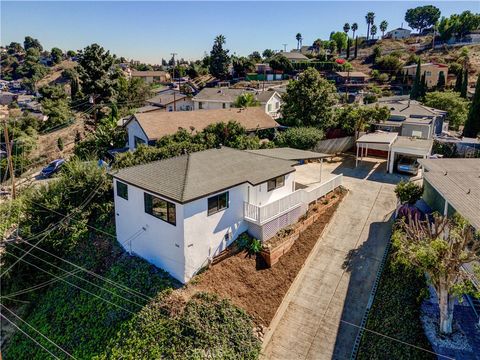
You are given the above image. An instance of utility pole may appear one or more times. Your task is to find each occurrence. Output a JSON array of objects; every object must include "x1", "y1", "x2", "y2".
[
  {"x1": 171, "y1": 52, "x2": 178, "y2": 111},
  {"x1": 1, "y1": 110, "x2": 15, "y2": 199}
]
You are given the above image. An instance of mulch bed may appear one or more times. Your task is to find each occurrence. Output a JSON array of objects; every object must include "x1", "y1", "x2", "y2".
[{"x1": 186, "y1": 190, "x2": 346, "y2": 328}]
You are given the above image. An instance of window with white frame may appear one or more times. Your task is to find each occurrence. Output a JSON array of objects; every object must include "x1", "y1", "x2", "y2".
[{"x1": 116, "y1": 181, "x2": 128, "y2": 200}]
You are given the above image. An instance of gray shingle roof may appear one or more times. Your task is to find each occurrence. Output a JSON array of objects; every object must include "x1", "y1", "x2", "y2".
[
  {"x1": 246, "y1": 147, "x2": 330, "y2": 160},
  {"x1": 419, "y1": 159, "x2": 480, "y2": 230},
  {"x1": 111, "y1": 147, "x2": 296, "y2": 203},
  {"x1": 193, "y1": 88, "x2": 245, "y2": 102}
]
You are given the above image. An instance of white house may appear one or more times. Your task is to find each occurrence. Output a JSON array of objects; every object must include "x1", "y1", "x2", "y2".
[
  {"x1": 124, "y1": 107, "x2": 279, "y2": 150},
  {"x1": 385, "y1": 28, "x2": 412, "y2": 40},
  {"x1": 192, "y1": 88, "x2": 283, "y2": 118},
  {"x1": 111, "y1": 147, "x2": 339, "y2": 283}
]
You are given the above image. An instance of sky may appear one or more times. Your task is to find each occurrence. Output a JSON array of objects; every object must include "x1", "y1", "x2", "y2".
[{"x1": 1, "y1": 1, "x2": 479, "y2": 64}]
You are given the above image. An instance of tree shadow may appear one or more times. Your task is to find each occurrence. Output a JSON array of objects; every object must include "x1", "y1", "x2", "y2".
[{"x1": 331, "y1": 213, "x2": 395, "y2": 359}]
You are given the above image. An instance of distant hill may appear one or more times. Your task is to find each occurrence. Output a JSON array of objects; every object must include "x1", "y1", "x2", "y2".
[{"x1": 37, "y1": 59, "x2": 77, "y2": 88}]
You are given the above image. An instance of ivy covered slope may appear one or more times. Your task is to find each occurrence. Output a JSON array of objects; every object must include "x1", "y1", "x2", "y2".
[
  {"x1": 1, "y1": 160, "x2": 260, "y2": 359},
  {"x1": 356, "y1": 248, "x2": 434, "y2": 360}
]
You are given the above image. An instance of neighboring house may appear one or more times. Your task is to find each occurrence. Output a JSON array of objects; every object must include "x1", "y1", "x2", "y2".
[
  {"x1": 128, "y1": 70, "x2": 171, "y2": 83},
  {"x1": 111, "y1": 146, "x2": 337, "y2": 283},
  {"x1": 419, "y1": 158, "x2": 480, "y2": 324},
  {"x1": 370, "y1": 99, "x2": 447, "y2": 139},
  {"x1": 385, "y1": 28, "x2": 411, "y2": 40},
  {"x1": 124, "y1": 107, "x2": 279, "y2": 149},
  {"x1": 402, "y1": 63, "x2": 449, "y2": 89},
  {"x1": 146, "y1": 90, "x2": 194, "y2": 112},
  {"x1": 333, "y1": 71, "x2": 369, "y2": 85},
  {"x1": 192, "y1": 88, "x2": 282, "y2": 118},
  {"x1": 276, "y1": 51, "x2": 309, "y2": 63},
  {"x1": 0, "y1": 92, "x2": 17, "y2": 105}
]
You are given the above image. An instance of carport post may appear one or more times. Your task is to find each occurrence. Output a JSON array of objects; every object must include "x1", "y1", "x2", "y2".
[
  {"x1": 356, "y1": 143, "x2": 359, "y2": 167},
  {"x1": 319, "y1": 158, "x2": 323, "y2": 183}
]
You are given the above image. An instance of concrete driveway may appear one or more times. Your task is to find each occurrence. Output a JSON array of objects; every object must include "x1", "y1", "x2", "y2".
[{"x1": 263, "y1": 157, "x2": 400, "y2": 360}]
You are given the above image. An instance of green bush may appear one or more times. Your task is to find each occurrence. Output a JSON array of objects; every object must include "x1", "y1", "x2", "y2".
[
  {"x1": 237, "y1": 232, "x2": 262, "y2": 254},
  {"x1": 357, "y1": 248, "x2": 433, "y2": 359},
  {"x1": 394, "y1": 181, "x2": 423, "y2": 205},
  {"x1": 274, "y1": 127, "x2": 324, "y2": 150},
  {"x1": 95, "y1": 292, "x2": 261, "y2": 359}
]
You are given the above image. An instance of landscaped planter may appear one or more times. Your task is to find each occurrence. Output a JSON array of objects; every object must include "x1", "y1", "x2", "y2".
[
  {"x1": 260, "y1": 187, "x2": 346, "y2": 268},
  {"x1": 261, "y1": 231, "x2": 300, "y2": 267}
]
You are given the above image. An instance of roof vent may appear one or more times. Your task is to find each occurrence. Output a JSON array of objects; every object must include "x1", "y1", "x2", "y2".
[
  {"x1": 467, "y1": 189, "x2": 471, "y2": 194},
  {"x1": 444, "y1": 170, "x2": 448, "y2": 176}
]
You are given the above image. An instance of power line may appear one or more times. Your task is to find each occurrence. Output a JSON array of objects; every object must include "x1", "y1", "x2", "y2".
[
  {"x1": 1, "y1": 305, "x2": 77, "y2": 359},
  {"x1": 339, "y1": 319, "x2": 455, "y2": 360},
  {"x1": 0, "y1": 312, "x2": 61, "y2": 360},
  {"x1": 7, "y1": 242, "x2": 150, "y2": 309}
]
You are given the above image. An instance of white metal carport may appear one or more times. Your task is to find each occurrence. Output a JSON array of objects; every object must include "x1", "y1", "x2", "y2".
[
  {"x1": 356, "y1": 132, "x2": 398, "y2": 172},
  {"x1": 389, "y1": 137, "x2": 433, "y2": 174}
]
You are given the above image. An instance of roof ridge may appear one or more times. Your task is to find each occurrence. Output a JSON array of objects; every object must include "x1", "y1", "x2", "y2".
[{"x1": 179, "y1": 152, "x2": 191, "y2": 202}]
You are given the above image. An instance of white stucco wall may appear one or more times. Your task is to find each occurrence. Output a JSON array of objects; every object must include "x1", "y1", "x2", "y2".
[
  {"x1": 248, "y1": 172, "x2": 295, "y2": 207},
  {"x1": 193, "y1": 100, "x2": 233, "y2": 111},
  {"x1": 182, "y1": 184, "x2": 249, "y2": 280},
  {"x1": 264, "y1": 94, "x2": 282, "y2": 118},
  {"x1": 113, "y1": 171, "x2": 296, "y2": 283},
  {"x1": 166, "y1": 98, "x2": 194, "y2": 112},
  {"x1": 113, "y1": 180, "x2": 186, "y2": 282},
  {"x1": 126, "y1": 119, "x2": 149, "y2": 150}
]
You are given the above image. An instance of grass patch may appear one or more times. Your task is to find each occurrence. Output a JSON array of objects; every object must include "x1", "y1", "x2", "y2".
[{"x1": 357, "y1": 249, "x2": 434, "y2": 360}]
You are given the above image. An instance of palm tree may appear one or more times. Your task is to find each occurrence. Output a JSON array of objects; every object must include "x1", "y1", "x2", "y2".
[
  {"x1": 379, "y1": 20, "x2": 388, "y2": 38},
  {"x1": 370, "y1": 25, "x2": 378, "y2": 39},
  {"x1": 351, "y1": 23, "x2": 358, "y2": 38},
  {"x1": 365, "y1": 12, "x2": 375, "y2": 40},
  {"x1": 296, "y1": 33, "x2": 303, "y2": 50},
  {"x1": 343, "y1": 23, "x2": 350, "y2": 34}
]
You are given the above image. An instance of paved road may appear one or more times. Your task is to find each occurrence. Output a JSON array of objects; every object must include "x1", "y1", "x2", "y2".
[{"x1": 263, "y1": 159, "x2": 399, "y2": 360}]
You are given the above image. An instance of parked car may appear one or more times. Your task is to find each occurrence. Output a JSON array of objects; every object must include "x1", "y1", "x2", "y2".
[
  {"x1": 40, "y1": 159, "x2": 65, "y2": 178},
  {"x1": 396, "y1": 156, "x2": 419, "y2": 175}
]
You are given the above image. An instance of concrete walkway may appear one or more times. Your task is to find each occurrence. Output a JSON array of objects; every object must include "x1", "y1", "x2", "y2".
[{"x1": 263, "y1": 159, "x2": 399, "y2": 360}]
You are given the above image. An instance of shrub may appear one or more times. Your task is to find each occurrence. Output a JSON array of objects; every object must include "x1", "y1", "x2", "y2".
[
  {"x1": 237, "y1": 233, "x2": 262, "y2": 254},
  {"x1": 377, "y1": 73, "x2": 389, "y2": 83},
  {"x1": 57, "y1": 137, "x2": 64, "y2": 151},
  {"x1": 394, "y1": 181, "x2": 423, "y2": 205},
  {"x1": 274, "y1": 127, "x2": 324, "y2": 150},
  {"x1": 375, "y1": 55, "x2": 403, "y2": 73}
]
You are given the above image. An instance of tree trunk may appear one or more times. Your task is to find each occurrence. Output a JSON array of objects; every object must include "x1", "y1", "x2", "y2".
[{"x1": 438, "y1": 284, "x2": 454, "y2": 334}]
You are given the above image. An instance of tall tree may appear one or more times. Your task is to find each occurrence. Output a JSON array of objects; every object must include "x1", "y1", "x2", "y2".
[
  {"x1": 393, "y1": 214, "x2": 480, "y2": 335},
  {"x1": 232, "y1": 56, "x2": 255, "y2": 78},
  {"x1": 268, "y1": 54, "x2": 293, "y2": 74},
  {"x1": 262, "y1": 49, "x2": 275, "y2": 59},
  {"x1": 23, "y1": 36, "x2": 43, "y2": 52},
  {"x1": 420, "y1": 72, "x2": 427, "y2": 98},
  {"x1": 50, "y1": 47, "x2": 63, "y2": 64},
  {"x1": 296, "y1": 33, "x2": 303, "y2": 50},
  {"x1": 463, "y1": 74, "x2": 480, "y2": 137},
  {"x1": 354, "y1": 36, "x2": 358, "y2": 58},
  {"x1": 330, "y1": 32, "x2": 348, "y2": 54},
  {"x1": 405, "y1": 5, "x2": 441, "y2": 34},
  {"x1": 365, "y1": 12, "x2": 375, "y2": 40},
  {"x1": 77, "y1": 43, "x2": 119, "y2": 117},
  {"x1": 436, "y1": 71, "x2": 446, "y2": 91},
  {"x1": 351, "y1": 23, "x2": 358, "y2": 38},
  {"x1": 410, "y1": 59, "x2": 422, "y2": 100},
  {"x1": 461, "y1": 68, "x2": 468, "y2": 98},
  {"x1": 454, "y1": 69, "x2": 463, "y2": 92},
  {"x1": 281, "y1": 68, "x2": 338, "y2": 129},
  {"x1": 370, "y1": 25, "x2": 378, "y2": 39},
  {"x1": 209, "y1": 35, "x2": 230, "y2": 80},
  {"x1": 343, "y1": 23, "x2": 350, "y2": 34},
  {"x1": 379, "y1": 20, "x2": 388, "y2": 37}
]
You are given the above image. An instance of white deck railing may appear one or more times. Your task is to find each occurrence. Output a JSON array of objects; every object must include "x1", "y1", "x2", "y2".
[{"x1": 244, "y1": 174, "x2": 343, "y2": 225}]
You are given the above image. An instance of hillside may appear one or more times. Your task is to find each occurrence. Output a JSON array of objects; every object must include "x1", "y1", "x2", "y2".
[
  {"x1": 36, "y1": 59, "x2": 77, "y2": 88},
  {"x1": 350, "y1": 36, "x2": 480, "y2": 84}
]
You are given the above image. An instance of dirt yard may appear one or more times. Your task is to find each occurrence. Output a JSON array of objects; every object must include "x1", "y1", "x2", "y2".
[{"x1": 183, "y1": 190, "x2": 346, "y2": 329}]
